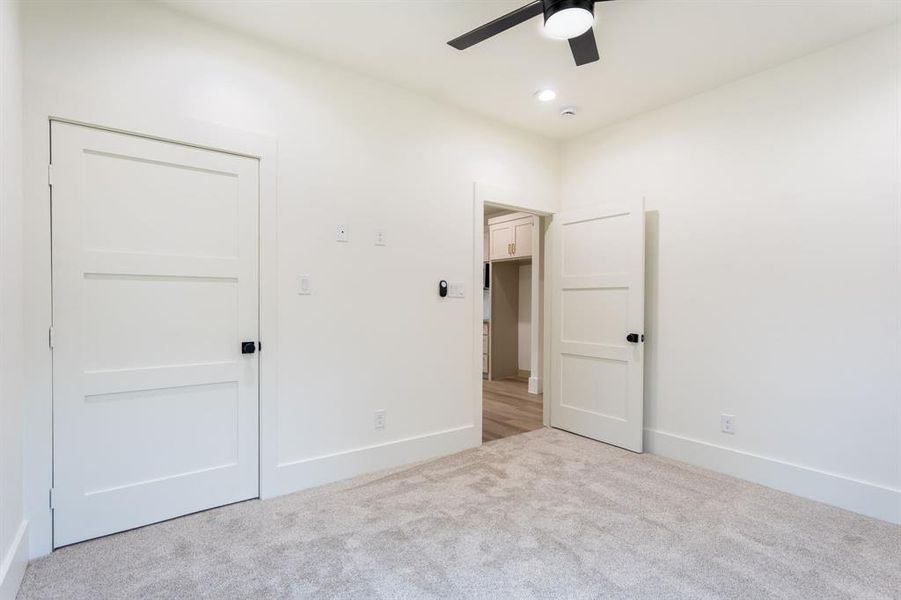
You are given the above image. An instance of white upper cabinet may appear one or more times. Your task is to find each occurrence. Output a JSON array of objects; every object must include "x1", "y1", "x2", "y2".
[
  {"x1": 513, "y1": 218, "x2": 532, "y2": 258},
  {"x1": 488, "y1": 213, "x2": 534, "y2": 261},
  {"x1": 489, "y1": 222, "x2": 515, "y2": 260}
]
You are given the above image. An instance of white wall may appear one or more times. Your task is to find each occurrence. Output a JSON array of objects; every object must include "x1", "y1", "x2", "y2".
[
  {"x1": 21, "y1": 0, "x2": 558, "y2": 556},
  {"x1": 517, "y1": 263, "x2": 531, "y2": 371},
  {"x1": 0, "y1": 0, "x2": 28, "y2": 595},
  {"x1": 17, "y1": 1, "x2": 894, "y2": 568},
  {"x1": 560, "y1": 24, "x2": 901, "y2": 523}
]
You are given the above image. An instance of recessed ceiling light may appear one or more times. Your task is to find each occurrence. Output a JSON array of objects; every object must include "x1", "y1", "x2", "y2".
[
  {"x1": 534, "y1": 89, "x2": 557, "y2": 102},
  {"x1": 544, "y1": 3, "x2": 595, "y2": 40}
]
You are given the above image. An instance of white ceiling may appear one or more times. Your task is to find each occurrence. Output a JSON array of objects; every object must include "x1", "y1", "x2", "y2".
[{"x1": 161, "y1": 0, "x2": 900, "y2": 140}]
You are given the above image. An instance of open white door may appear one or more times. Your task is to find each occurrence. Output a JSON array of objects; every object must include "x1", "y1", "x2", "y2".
[
  {"x1": 51, "y1": 122, "x2": 260, "y2": 546},
  {"x1": 549, "y1": 200, "x2": 645, "y2": 452}
]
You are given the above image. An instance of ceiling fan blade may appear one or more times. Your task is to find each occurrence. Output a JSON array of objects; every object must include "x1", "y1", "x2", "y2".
[
  {"x1": 568, "y1": 27, "x2": 600, "y2": 66},
  {"x1": 448, "y1": 0, "x2": 544, "y2": 50}
]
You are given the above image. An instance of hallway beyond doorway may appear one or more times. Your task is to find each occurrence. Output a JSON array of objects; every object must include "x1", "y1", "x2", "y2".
[{"x1": 482, "y1": 376, "x2": 543, "y2": 442}]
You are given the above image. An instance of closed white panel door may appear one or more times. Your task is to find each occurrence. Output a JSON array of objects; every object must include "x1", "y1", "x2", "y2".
[
  {"x1": 51, "y1": 122, "x2": 260, "y2": 547},
  {"x1": 550, "y1": 201, "x2": 645, "y2": 452}
]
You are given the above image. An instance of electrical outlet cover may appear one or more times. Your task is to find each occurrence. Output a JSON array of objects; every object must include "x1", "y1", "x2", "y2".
[{"x1": 721, "y1": 414, "x2": 736, "y2": 434}]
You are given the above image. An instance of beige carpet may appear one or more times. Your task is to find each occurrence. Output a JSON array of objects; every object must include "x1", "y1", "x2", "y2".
[{"x1": 19, "y1": 428, "x2": 901, "y2": 599}]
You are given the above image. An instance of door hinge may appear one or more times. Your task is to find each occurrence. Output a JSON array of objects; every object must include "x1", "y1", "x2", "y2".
[
  {"x1": 48, "y1": 326, "x2": 55, "y2": 349},
  {"x1": 49, "y1": 488, "x2": 56, "y2": 510},
  {"x1": 47, "y1": 164, "x2": 53, "y2": 187}
]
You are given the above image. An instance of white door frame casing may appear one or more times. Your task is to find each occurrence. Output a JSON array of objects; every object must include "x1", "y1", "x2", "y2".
[
  {"x1": 26, "y1": 114, "x2": 278, "y2": 557},
  {"x1": 472, "y1": 183, "x2": 552, "y2": 429}
]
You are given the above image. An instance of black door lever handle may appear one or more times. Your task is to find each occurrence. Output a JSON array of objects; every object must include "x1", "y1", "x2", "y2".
[{"x1": 626, "y1": 333, "x2": 644, "y2": 343}]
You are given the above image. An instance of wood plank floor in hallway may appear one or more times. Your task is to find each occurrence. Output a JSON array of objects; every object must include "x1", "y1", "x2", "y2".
[{"x1": 482, "y1": 376, "x2": 543, "y2": 442}]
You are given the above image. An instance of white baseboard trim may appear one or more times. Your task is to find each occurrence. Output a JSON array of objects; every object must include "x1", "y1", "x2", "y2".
[
  {"x1": 0, "y1": 521, "x2": 28, "y2": 600},
  {"x1": 266, "y1": 425, "x2": 477, "y2": 498},
  {"x1": 645, "y1": 429, "x2": 901, "y2": 524},
  {"x1": 528, "y1": 376, "x2": 541, "y2": 395}
]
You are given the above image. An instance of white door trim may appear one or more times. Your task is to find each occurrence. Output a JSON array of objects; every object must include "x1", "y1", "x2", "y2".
[
  {"x1": 27, "y1": 114, "x2": 278, "y2": 557},
  {"x1": 473, "y1": 183, "x2": 552, "y2": 431}
]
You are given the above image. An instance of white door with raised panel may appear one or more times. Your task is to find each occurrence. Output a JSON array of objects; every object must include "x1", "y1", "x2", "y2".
[
  {"x1": 549, "y1": 200, "x2": 645, "y2": 452},
  {"x1": 51, "y1": 122, "x2": 260, "y2": 547}
]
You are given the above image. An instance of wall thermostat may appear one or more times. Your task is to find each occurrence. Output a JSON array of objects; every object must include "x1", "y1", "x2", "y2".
[{"x1": 439, "y1": 280, "x2": 448, "y2": 297}]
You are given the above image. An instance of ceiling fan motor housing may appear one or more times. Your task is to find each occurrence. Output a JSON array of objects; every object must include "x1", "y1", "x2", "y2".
[
  {"x1": 543, "y1": 0, "x2": 595, "y2": 25},
  {"x1": 447, "y1": 0, "x2": 605, "y2": 66}
]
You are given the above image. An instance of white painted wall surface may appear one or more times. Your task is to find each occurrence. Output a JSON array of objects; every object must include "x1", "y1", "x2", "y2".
[
  {"x1": 0, "y1": 0, "x2": 28, "y2": 595},
  {"x1": 517, "y1": 263, "x2": 531, "y2": 371},
  {"x1": 20, "y1": 0, "x2": 558, "y2": 556},
  {"x1": 560, "y1": 24, "x2": 901, "y2": 523},
  {"x1": 17, "y1": 0, "x2": 895, "y2": 564}
]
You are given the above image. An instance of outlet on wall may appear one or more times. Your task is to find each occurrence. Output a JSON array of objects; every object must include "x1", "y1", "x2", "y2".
[
  {"x1": 374, "y1": 410, "x2": 386, "y2": 430},
  {"x1": 721, "y1": 414, "x2": 736, "y2": 434},
  {"x1": 374, "y1": 229, "x2": 386, "y2": 246},
  {"x1": 336, "y1": 224, "x2": 348, "y2": 242}
]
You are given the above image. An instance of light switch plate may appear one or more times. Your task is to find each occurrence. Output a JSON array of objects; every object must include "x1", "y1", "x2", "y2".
[
  {"x1": 448, "y1": 282, "x2": 465, "y2": 298},
  {"x1": 298, "y1": 275, "x2": 312, "y2": 295}
]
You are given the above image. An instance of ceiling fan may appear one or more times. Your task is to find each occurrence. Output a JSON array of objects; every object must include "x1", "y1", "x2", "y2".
[{"x1": 448, "y1": 0, "x2": 614, "y2": 67}]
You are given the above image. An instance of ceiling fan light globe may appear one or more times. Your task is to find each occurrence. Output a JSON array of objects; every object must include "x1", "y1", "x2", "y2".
[{"x1": 544, "y1": 7, "x2": 594, "y2": 40}]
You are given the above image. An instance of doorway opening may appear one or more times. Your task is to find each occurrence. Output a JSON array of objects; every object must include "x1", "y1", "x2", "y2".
[{"x1": 481, "y1": 204, "x2": 545, "y2": 442}]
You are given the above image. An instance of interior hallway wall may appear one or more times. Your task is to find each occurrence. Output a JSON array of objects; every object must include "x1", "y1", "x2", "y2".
[
  {"x1": 517, "y1": 264, "x2": 531, "y2": 372},
  {"x1": 0, "y1": 0, "x2": 28, "y2": 595},
  {"x1": 560, "y1": 23, "x2": 901, "y2": 523},
  {"x1": 20, "y1": 0, "x2": 559, "y2": 556}
]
